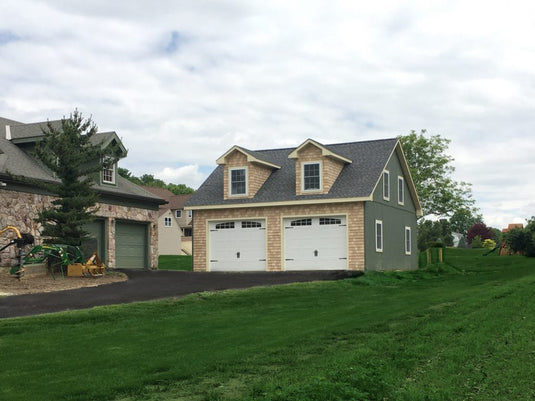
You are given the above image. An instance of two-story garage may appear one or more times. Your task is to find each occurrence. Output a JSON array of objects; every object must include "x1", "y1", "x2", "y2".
[{"x1": 186, "y1": 138, "x2": 422, "y2": 272}]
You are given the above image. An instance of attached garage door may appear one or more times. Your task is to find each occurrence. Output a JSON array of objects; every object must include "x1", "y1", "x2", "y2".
[
  {"x1": 82, "y1": 219, "x2": 105, "y2": 261},
  {"x1": 115, "y1": 221, "x2": 148, "y2": 269},
  {"x1": 284, "y1": 216, "x2": 347, "y2": 270},
  {"x1": 209, "y1": 219, "x2": 266, "y2": 271}
]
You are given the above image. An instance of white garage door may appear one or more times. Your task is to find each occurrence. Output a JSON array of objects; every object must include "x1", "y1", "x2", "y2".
[
  {"x1": 284, "y1": 216, "x2": 347, "y2": 270},
  {"x1": 209, "y1": 220, "x2": 266, "y2": 271}
]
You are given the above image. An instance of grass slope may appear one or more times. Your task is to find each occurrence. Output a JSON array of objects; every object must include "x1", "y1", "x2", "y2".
[{"x1": 0, "y1": 249, "x2": 534, "y2": 401}]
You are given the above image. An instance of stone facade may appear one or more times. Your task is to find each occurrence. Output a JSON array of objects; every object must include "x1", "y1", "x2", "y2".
[
  {"x1": 192, "y1": 202, "x2": 365, "y2": 272},
  {"x1": 1, "y1": 189, "x2": 158, "y2": 269}
]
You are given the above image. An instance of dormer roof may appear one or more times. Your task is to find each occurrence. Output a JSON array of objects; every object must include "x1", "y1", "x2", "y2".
[
  {"x1": 216, "y1": 145, "x2": 281, "y2": 169},
  {"x1": 288, "y1": 138, "x2": 352, "y2": 164}
]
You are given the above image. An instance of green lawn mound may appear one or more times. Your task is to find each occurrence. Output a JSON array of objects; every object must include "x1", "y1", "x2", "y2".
[{"x1": 1, "y1": 248, "x2": 534, "y2": 401}]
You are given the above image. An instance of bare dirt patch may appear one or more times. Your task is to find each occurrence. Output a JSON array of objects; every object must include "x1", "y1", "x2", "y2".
[{"x1": 0, "y1": 267, "x2": 127, "y2": 296}]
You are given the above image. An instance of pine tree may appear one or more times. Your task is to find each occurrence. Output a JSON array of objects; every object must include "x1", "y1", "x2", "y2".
[{"x1": 34, "y1": 110, "x2": 115, "y2": 246}]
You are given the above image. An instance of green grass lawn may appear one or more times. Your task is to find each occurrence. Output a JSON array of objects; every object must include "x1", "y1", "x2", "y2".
[
  {"x1": 1, "y1": 249, "x2": 534, "y2": 400},
  {"x1": 158, "y1": 254, "x2": 192, "y2": 271}
]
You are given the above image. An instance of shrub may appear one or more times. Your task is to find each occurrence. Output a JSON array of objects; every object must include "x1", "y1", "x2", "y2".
[
  {"x1": 482, "y1": 239, "x2": 496, "y2": 249},
  {"x1": 470, "y1": 235, "x2": 483, "y2": 248},
  {"x1": 467, "y1": 223, "x2": 493, "y2": 245}
]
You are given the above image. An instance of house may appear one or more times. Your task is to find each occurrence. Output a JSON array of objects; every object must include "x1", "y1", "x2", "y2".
[
  {"x1": 0, "y1": 116, "x2": 166, "y2": 269},
  {"x1": 185, "y1": 138, "x2": 422, "y2": 272},
  {"x1": 141, "y1": 186, "x2": 193, "y2": 255}
]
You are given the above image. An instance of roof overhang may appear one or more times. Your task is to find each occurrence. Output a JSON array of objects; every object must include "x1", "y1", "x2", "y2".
[
  {"x1": 288, "y1": 138, "x2": 352, "y2": 164},
  {"x1": 216, "y1": 146, "x2": 281, "y2": 169},
  {"x1": 185, "y1": 196, "x2": 372, "y2": 211}
]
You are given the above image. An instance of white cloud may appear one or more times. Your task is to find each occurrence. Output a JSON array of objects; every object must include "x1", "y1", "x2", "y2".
[
  {"x1": 153, "y1": 165, "x2": 207, "y2": 190},
  {"x1": 1, "y1": 0, "x2": 535, "y2": 224}
]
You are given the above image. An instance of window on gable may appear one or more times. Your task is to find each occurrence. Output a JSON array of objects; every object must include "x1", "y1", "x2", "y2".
[
  {"x1": 215, "y1": 222, "x2": 235, "y2": 229},
  {"x1": 398, "y1": 176, "x2": 405, "y2": 205},
  {"x1": 230, "y1": 168, "x2": 247, "y2": 196},
  {"x1": 176, "y1": 210, "x2": 182, "y2": 218},
  {"x1": 383, "y1": 170, "x2": 390, "y2": 201},
  {"x1": 375, "y1": 220, "x2": 383, "y2": 252},
  {"x1": 405, "y1": 226, "x2": 412, "y2": 255},
  {"x1": 164, "y1": 217, "x2": 172, "y2": 227},
  {"x1": 319, "y1": 217, "x2": 342, "y2": 225},
  {"x1": 303, "y1": 162, "x2": 321, "y2": 191},
  {"x1": 102, "y1": 159, "x2": 116, "y2": 184},
  {"x1": 290, "y1": 218, "x2": 312, "y2": 226}
]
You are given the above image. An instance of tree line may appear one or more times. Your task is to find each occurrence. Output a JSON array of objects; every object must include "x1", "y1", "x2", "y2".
[{"x1": 118, "y1": 168, "x2": 194, "y2": 195}]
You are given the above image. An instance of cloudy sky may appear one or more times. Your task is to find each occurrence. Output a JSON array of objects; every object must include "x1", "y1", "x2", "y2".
[{"x1": 1, "y1": 0, "x2": 534, "y2": 229}]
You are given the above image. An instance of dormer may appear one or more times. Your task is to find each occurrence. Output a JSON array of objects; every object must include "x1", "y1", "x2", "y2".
[
  {"x1": 288, "y1": 139, "x2": 352, "y2": 196},
  {"x1": 91, "y1": 132, "x2": 128, "y2": 186},
  {"x1": 217, "y1": 146, "x2": 280, "y2": 200}
]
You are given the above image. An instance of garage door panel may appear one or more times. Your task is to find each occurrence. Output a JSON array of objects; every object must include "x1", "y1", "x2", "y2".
[
  {"x1": 116, "y1": 221, "x2": 148, "y2": 269},
  {"x1": 209, "y1": 220, "x2": 266, "y2": 271},
  {"x1": 284, "y1": 216, "x2": 347, "y2": 270}
]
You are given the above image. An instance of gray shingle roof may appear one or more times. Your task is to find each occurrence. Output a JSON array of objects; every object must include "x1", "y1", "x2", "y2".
[
  {"x1": 187, "y1": 138, "x2": 399, "y2": 207},
  {"x1": 0, "y1": 117, "x2": 164, "y2": 205}
]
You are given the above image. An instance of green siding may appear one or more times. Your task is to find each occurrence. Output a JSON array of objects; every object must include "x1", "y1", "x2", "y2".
[
  {"x1": 364, "y1": 151, "x2": 418, "y2": 271},
  {"x1": 115, "y1": 221, "x2": 148, "y2": 269}
]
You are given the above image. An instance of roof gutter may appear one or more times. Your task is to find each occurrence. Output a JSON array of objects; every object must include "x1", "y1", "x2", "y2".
[{"x1": 185, "y1": 196, "x2": 373, "y2": 211}]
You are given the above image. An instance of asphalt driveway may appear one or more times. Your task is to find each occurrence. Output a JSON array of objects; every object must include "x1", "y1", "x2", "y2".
[{"x1": 0, "y1": 269, "x2": 361, "y2": 319}]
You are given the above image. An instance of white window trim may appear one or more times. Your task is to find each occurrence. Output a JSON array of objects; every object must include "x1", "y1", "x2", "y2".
[
  {"x1": 164, "y1": 217, "x2": 172, "y2": 227},
  {"x1": 302, "y1": 161, "x2": 322, "y2": 192},
  {"x1": 375, "y1": 219, "x2": 383, "y2": 252},
  {"x1": 405, "y1": 226, "x2": 412, "y2": 255},
  {"x1": 188, "y1": 210, "x2": 193, "y2": 218},
  {"x1": 398, "y1": 176, "x2": 405, "y2": 205},
  {"x1": 383, "y1": 170, "x2": 390, "y2": 201},
  {"x1": 229, "y1": 167, "x2": 248, "y2": 196},
  {"x1": 102, "y1": 160, "x2": 116, "y2": 184}
]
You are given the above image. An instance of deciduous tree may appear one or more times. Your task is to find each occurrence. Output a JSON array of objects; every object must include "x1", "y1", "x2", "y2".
[
  {"x1": 400, "y1": 130, "x2": 476, "y2": 218},
  {"x1": 466, "y1": 223, "x2": 493, "y2": 245}
]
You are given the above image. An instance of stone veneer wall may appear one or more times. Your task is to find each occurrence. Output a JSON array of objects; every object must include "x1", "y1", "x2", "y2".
[
  {"x1": 192, "y1": 202, "x2": 365, "y2": 272},
  {"x1": 1, "y1": 189, "x2": 158, "y2": 269}
]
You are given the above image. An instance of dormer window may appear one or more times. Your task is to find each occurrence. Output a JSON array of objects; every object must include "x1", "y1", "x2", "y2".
[
  {"x1": 302, "y1": 162, "x2": 321, "y2": 191},
  {"x1": 230, "y1": 167, "x2": 247, "y2": 196},
  {"x1": 102, "y1": 159, "x2": 116, "y2": 184}
]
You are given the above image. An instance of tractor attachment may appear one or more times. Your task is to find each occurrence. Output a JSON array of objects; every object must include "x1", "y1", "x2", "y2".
[
  {"x1": 23, "y1": 244, "x2": 106, "y2": 278},
  {"x1": 1, "y1": 225, "x2": 34, "y2": 278}
]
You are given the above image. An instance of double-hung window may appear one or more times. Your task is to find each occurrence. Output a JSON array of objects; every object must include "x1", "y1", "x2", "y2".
[
  {"x1": 398, "y1": 176, "x2": 405, "y2": 205},
  {"x1": 303, "y1": 162, "x2": 321, "y2": 191},
  {"x1": 164, "y1": 217, "x2": 172, "y2": 227},
  {"x1": 405, "y1": 226, "x2": 412, "y2": 255},
  {"x1": 102, "y1": 158, "x2": 116, "y2": 184},
  {"x1": 383, "y1": 170, "x2": 390, "y2": 200},
  {"x1": 230, "y1": 168, "x2": 247, "y2": 196},
  {"x1": 375, "y1": 220, "x2": 383, "y2": 252}
]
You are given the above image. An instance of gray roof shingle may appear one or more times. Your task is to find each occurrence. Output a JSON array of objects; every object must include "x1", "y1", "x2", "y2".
[
  {"x1": 0, "y1": 117, "x2": 164, "y2": 205},
  {"x1": 187, "y1": 138, "x2": 398, "y2": 207}
]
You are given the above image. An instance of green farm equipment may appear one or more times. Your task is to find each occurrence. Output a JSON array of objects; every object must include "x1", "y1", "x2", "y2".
[
  {"x1": 1, "y1": 225, "x2": 34, "y2": 278},
  {"x1": 23, "y1": 244, "x2": 106, "y2": 278},
  {"x1": 1, "y1": 225, "x2": 105, "y2": 279}
]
